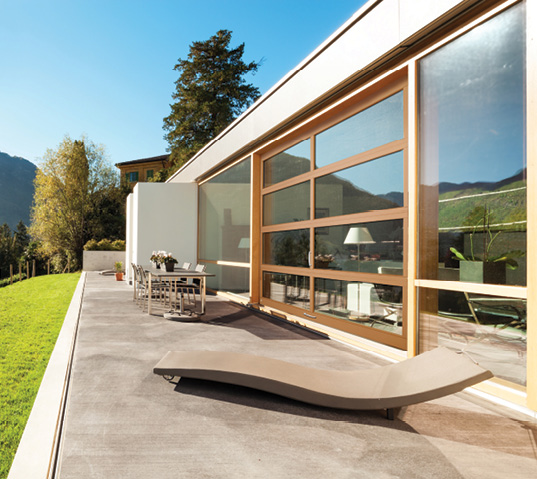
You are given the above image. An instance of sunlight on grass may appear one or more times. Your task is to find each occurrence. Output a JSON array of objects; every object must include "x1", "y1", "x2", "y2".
[{"x1": 0, "y1": 273, "x2": 80, "y2": 479}]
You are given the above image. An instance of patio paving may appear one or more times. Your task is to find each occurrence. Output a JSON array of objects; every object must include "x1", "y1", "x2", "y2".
[{"x1": 56, "y1": 272, "x2": 537, "y2": 478}]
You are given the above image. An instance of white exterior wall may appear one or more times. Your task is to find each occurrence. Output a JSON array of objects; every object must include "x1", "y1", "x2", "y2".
[
  {"x1": 127, "y1": 183, "x2": 197, "y2": 277},
  {"x1": 169, "y1": 0, "x2": 472, "y2": 184}
]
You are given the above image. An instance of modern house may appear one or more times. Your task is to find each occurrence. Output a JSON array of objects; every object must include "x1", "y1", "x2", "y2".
[
  {"x1": 116, "y1": 154, "x2": 170, "y2": 186},
  {"x1": 126, "y1": 0, "x2": 536, "y2": 415}
]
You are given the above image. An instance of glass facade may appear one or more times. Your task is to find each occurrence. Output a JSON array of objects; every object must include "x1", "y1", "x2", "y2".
[
  {"x1": 315, "y1": 151, "x2": 404, "y2": 217},
  {"x1": 315, "y1": 279, "x2": 402, "y2": 335},
  {"x1": 263, "y1": 229, "x2": 309, "y2": 267},
  {"x1": 263, "y1": 181, "x2": 310, "y2": 226},
  {"x1": 263, "y1": 272, "x2": 310, "y2": 310},
  {"x1": 419, "y1": 3, "x2": 526, "y2": 287},
  {"x1": 417, "y1": 3, "x2": 527, "y2": 387},
  {"x1": 260, "y1": 79, "x2": 406, "y2": 348},
  {"x1": 418, "y1": 287, "x2": 526, "y2": 386},
  {"x1": 315, "y1": 91, "x2": 404, "y2": 168},
  {"x1": 203, "y1": 262, "x2": 250, "y2": 297},
  {"x1": 193, "y1": 1, "x2": 531, "y2": 396},
  {"x1": 198, "y1": 158, "x2": 251, "y2": 294},
  {"x1": 264, "y1": 139, "x2": 310, "y2": 187},
  {"x1": 199, "y1": 159, "x2": 251, "y2": 262},
  {"x1": 314, "y1": 220, "x2": 403, "y2": 274}
]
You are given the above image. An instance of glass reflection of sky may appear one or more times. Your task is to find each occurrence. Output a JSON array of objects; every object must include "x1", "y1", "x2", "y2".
[
  {"x1": 316, "y1": 91, "x2": 404, "y2": 168},
  {"x1": 328, "y1": 150, "x2": 404, "y2": 197},
  {"x1": 420, "y1": 3, "x2": 525, "y2": 186}
]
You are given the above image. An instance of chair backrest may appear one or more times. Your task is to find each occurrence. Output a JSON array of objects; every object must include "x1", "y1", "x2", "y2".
[
  {"x1": 195, "y1": 264, "x2": 206, "y2": 273},
  {"x1": 137, "y1": 265, "x2": 147, "y2": 286},
  {"x1": 182, "y1": 262, "x2": 192, "y2": 270}
]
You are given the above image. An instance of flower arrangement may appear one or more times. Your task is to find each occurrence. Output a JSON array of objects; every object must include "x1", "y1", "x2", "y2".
[{"x1": 150, "y1": 251, "x2": 178, "y2": 266}]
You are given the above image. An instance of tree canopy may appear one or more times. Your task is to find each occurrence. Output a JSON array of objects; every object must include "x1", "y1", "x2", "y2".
[
  {"x1": 30, "y1": 136, "x2": 126, "y2": 271},
  {"x1": 162, "y1": 29, "x2": 261, "y2": 177}
]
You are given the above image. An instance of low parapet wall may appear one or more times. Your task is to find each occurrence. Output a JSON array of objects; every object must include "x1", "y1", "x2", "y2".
[{"x1": 82, "y1": 251, "x2": 125, "y2": 271}]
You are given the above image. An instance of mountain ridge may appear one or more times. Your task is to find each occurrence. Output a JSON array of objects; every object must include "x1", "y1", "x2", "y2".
[{"x1": 0, "y1": 151, "x2": 37, "y2": 229}]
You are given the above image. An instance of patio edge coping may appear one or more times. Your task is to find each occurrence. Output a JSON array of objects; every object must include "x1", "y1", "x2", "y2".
[{"x1": 8, "y1": 272, "x2": 87, "y2": 479}]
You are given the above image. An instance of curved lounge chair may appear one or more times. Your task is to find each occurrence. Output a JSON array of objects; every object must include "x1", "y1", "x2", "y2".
[{"x1": 153, "y1": 347, "x2": 492, "y2": 418}]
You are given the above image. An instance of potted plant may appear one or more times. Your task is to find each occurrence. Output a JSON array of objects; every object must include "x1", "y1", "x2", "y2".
[
  {"x1": 114, "y1": 261, "x2": 124, "y2": 281},
  {"x1": 450, "y1": 206, "x2": 524, "y2": 284},
  {"x1": 163, "y1": 253, "x2": 178, "y2": 272}
]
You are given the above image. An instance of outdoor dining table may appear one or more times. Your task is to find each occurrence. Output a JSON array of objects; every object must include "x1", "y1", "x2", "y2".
[{"x1": 145, "y1": 267, "x2": 214, "y2": 316}]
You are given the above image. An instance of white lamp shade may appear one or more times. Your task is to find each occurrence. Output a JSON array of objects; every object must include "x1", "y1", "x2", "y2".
[
  {"x1": 238, "y1": 237, "x2": 250, "y2": 249},
  {"x1": 344, "y1": 226, "x2": 374, "y2": 244}
]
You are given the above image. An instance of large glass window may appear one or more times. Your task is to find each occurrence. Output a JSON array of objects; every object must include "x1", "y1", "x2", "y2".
[
  {"x1": 263, "y1": 272, "x2": 310, "y2": 310},
  {"x1": 199, "y1": 158, "x2": 251, "y2": 263},
  {"x1": 315, "y1": 151, "x2": 404, "y2": 217},
  {"x1": 202, "y1": 262, "x2": 249, "y2": 297},
  {"x1": 260, "y1": 75, "x2": 406, "y2": 349},
  {"x1": 264, "y1": 139, "x2": 310, "y2": 187},
  {"x1": 315, "y1": 279, "x2": 402, "y2": 335},
  {"x1": 419, "y1": 3, "x2": 526, "y2": 286},
  {"x1": 418, "y1": 287, "x2": 526, "y2": 386},
  {"x1": 315, "y1": 91, "x2": 404, "y2": 168},
  {"x1": 314, "y1": 220, "x2": 403, "y2": 274},
  {"x1": 263, "y1": 229, "x2": 309, "y2": 267},
  {"x1": 263, "y1": 181, "x2": 310, "y2": 225}
]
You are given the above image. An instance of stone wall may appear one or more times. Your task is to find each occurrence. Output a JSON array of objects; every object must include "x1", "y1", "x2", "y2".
[{"x1": 83, "y1": 251, "x2": 126, "y2": 271}]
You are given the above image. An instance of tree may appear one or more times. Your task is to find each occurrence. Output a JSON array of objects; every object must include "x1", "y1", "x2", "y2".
[
  {"x1": 30, "y1": 136, "x2": 123, "y2": 271},
  {"x1": 163, "y1": 29, "x2": 261, "y2": 175}
]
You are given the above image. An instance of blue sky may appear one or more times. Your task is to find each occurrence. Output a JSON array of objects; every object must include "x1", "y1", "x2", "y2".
[{"x1": 0, "y1": 0, "x2": 367, "y2": 167}]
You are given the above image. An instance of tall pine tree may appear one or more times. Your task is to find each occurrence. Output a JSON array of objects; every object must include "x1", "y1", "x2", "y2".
[{"x1": 163, "y1": 30, "x2": 260, "y2": 176}]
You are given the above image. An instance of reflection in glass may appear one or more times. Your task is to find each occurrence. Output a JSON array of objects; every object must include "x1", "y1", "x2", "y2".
[
  {"x1": 418, "y1": 287, "x2": 526, "y2": 386},
  {"x1": 264, "y1": 139, "x2": 310, "y2": 187},
  {"x1": 263, "y1": 181, "x2": 310, "y2": 225},
  {"x1": 419, "y1": 4, "x2": 526, "y2": 286},
  {"x1": 315, "y1": 151, "x2": 403, "y2": 217},
  {"x1": 263, "y1": 229, "x2": 309, "y2": 267},
  {"x1": 263, "y1": 272, "x2": 310, "y2": 310},
  {"x1": 314, "y1": 220, "x2": 403, "y2": 274},
  {"x1": 315, "y1": 278, "x2": 402, "y2": 335},
  {"x1": 315, "y1": 91, "x2": 404, "y2": 168},
  {"x1": 203, "y1": 262, "x2": 249, "y2": 297},
  {"x1": 199, "y1": 158, "x2": 251, "y2": 262}
]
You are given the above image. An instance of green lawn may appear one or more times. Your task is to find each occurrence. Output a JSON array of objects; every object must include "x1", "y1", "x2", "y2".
[{"x1": 0, "y1": 273, "x2": 80, "y2": 479}]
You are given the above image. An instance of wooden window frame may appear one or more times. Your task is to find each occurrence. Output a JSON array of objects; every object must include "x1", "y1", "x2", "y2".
[{"x1": 257, "y1": 71, "x2": 409, "y2": 349}]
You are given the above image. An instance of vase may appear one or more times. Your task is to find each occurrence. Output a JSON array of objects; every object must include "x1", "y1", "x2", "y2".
[
  {"x1": 460, "y1": 261, "x2": 506, "y2": 284},
  {"x1": 165, "y1": 262, "x2": 175, "y2": 272}
]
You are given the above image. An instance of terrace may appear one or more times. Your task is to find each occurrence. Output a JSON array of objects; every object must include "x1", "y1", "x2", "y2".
[{"x1": 8, "y1": 272, "x2": 537, "y2": 478}]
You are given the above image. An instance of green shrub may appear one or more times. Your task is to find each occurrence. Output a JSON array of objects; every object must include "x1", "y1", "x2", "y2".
[{"x1": 84, "y1": 238, "x2": 125, "y2": 251}]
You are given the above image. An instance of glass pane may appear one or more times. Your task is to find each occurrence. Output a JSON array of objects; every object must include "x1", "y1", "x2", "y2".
[
  {"x1": 315, "y1": 278, "x2": 402, "y2": 335},
  {"x1": 199, "y1": 158, "x2": 251, "y2": 262},
  {"x1": 264, "y1": 139, "x2": 310, "y2": 187},
  {"x1": 263, "y1": 272, "x2": 310, "y2": 310},
  {"x1": 315, "y1": 151, "x2": 403, "y2": 217},
  {"x1": 315, "y1": 91, "x2": 404, "y2": 168},
  {"x1": 263, "y1": 181, "x2": 310, "y2": 225},
  {"x1": 419, "y1": 4, "x2": 526, "y2": 286},
  {"x1": 418, "y1": 287, "x2": 526, "y2": 386},
  {"x1": 263, "y1": 229, "x2": 309, "y2": 267},
  {"x1": 202, "y1": 262, "x2": 249, "y2": 297},
  {"x1": 314, "y1": 220, "x2": 403, "y2": 274}
]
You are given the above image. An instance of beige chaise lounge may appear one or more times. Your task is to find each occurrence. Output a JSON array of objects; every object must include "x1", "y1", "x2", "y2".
[{"x1": 153, "y1": 347, "x2": 492, "y2": 419}]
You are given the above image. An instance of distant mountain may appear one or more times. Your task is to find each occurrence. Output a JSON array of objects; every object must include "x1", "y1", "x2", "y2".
[{"x1": 0, "y1": 152, "x2": 37, "y2": 229}]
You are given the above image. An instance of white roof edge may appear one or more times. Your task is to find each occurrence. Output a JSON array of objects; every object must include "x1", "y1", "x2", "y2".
[{"x1": 166, "y1": 0, "x2": 381, "y2": 183}]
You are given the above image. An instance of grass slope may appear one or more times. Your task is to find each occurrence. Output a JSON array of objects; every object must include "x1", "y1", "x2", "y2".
[{"x1": 0, "y1": 273, "x2": 80, "y2": 479}]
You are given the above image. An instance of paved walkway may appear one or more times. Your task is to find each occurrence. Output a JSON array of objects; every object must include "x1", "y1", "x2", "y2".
[{"x1": 56, "y1": 273, "x2": 537, "y2": 478}]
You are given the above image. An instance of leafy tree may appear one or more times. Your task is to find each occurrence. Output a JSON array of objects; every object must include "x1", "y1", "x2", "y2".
[
  {"x1": 163, "y1": 29, "x2": 261, "y2": 176},
  {"x1": 30, "y1": 136, "x2": 124, "y2": 271}
]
